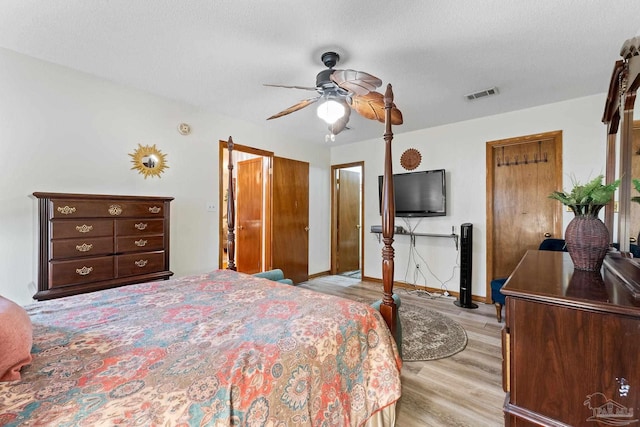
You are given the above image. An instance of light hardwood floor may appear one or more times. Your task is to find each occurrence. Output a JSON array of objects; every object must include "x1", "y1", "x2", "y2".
[{"x1": 299, "y1": 275, "x2": 505, "y2": 427}]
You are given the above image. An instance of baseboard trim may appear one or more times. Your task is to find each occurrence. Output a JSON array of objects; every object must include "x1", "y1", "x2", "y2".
[
  {"x1": 308, "y1": 270, "x2": 331, "y2": 279},
  {"x1": 361, "y1": 275, "x2": 488, "y2": 303}
]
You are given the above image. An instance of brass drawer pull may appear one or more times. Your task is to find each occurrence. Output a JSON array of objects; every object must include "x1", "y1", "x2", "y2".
[
  {"x1": 135, "y1": 259, "x2": 148, "y2": 267},
  {"x1": 76, "y1": 224, "x2": 93, "y2": 233},
  {"x1": 149, "y1": 206, "x2": 161, "y2": 214},
  {"x1": 76, "y1": 266, "x2": 93, "y2": 276},
  {"x1": 76, "y1": 243, "x2": 93, "y2": 252},
  {"x1": 135, "y1": 223, "x2": 148, "y2": 230},
  {"x1": 134, "y1": 239, "x2": 148, "y2": 247},
  {"x1": 57, "y1": 206, "x2": 76, "y2": 215},
  {"x1": 109, "y1": 204, "x2": 123, "y2": 216}
]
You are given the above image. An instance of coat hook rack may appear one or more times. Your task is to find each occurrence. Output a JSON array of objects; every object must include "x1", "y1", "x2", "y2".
[{"x1": 496, "y1": 141, "x2": 548, "y2": 167}]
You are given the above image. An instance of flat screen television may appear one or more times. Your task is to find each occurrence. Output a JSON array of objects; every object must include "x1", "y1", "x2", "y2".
[{"x1": 378, "y1": 169, "x2": 446, "y2": 217}]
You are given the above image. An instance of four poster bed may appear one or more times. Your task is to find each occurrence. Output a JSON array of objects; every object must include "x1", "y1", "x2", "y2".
[
  {"x1": 0, "y1": 88, "x2": 402, "y2": 426},
  {"x1": 226, "y1": 84, "x2": 401, "y2": 339}
]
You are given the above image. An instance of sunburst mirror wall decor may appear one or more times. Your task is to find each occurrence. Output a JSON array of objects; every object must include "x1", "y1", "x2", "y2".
[{"x1": 129, "y1": 144, "x2": 169, "y2": 179}]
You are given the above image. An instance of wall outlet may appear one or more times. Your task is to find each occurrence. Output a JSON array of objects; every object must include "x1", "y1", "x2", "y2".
[{"x1": 206, "y1": 202, "x2": 216, "y2": 212}]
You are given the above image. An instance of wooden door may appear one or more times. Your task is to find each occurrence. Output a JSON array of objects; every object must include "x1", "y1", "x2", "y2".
[
  {"x1": 486, "y1": 131, "x2": 562, "y2": 300},
  {"x1": 336, "y1": 169, "x2": 360, "y2": 273},
  {"x1": 237, "y1": 157, "x2": 263, "y2": 274},
  {"x1": 272, "y1": 157, "x2": 309, "y2": 284}
]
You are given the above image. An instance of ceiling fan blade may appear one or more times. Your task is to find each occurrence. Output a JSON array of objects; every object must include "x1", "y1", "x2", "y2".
[
  {"x1": 264, "y1": 83, "x2": 318, "y2": 91},
  {"x1": 331, "y1": 69, "x2": 382, "y2": 96},
  {"x1": 266, "y1": 97, "x2": 319, "y2": 120},
  {"x1": 328, "y1": 101, "x2": 352, "y2": 135},
  {"x1": 351, "y1": 91, "x2": 403, "y2": 124}
]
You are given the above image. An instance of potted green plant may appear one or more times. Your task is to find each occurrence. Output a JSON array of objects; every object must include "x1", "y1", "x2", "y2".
[
  {"x1": 548, "y1": 174, "x2": 620, "y2": 216},
  {"x1": 629, "y1": 178, "x2": 640, "y2": 245},
  {"x1": 548, "y1": 175, "x2": 619, "y2": 271},
  {"x1": 632, "y1": 178, "x2": 640, "y2": 205}
]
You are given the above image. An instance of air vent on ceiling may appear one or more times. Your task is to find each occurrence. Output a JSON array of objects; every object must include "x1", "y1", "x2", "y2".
[{"x1": 465, "y1": 86, "x2": 499, "y2": 101}]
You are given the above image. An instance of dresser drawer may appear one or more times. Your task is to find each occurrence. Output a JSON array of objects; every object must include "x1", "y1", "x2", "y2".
[
  {"x1": 52, "y1": 219, "x2": 114, "y2": 239},
  {"x1": 117, "y1": 251, "x2": 165, "y2": 277},
  {"x1": 119, "y1": 202, "x2": 167, "y2": 218},
  {"x1": 51, "y1": 237, "x2": 114, "y2": 259},
  {"x1": 51, "y1": 200, "x2": 167, "y2": 219},
  {"x1": 49, "y1": 257, "x2": 114, "y2": 288},
  {"x1": 116, "y1": 219, "x2": 164, "y2": 236},
  {"x1": 116, "y1": 235, "x2": 164, "y2": 253}
]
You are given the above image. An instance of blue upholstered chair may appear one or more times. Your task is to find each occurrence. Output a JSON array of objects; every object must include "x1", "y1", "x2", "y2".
[
  {"x1": 371, "y1": 294, "x2": 402, "y2": 359},
  {"x1": 611, "y1": 243, "x2": 640, "y2": 258},
  {"x1": 490, "y1": 277, "x2": 509, "y2": 323},
  {"x1": 253, "y1": 269, "x2": 294, "y2": 285},
  {"x1": 491, "y1": 238, "x2": 567, "y2": 322},
  {"x1": 538, "y1": 238, "x2": 568, "y2": 252}
]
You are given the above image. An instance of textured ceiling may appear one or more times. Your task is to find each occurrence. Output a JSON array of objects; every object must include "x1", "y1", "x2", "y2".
[{"x1": 1, "y1": 0, "x2": 639, "y2": 145}]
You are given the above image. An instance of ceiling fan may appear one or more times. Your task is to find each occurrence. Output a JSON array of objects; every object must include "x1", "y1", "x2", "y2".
[{"x1": 265, "y1": 51, "x2": 403, "y2": 138}]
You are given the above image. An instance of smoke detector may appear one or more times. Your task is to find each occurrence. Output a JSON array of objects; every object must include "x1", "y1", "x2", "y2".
[{"x1": 465, "y1": 86, "x2": 499, "y2": 101}]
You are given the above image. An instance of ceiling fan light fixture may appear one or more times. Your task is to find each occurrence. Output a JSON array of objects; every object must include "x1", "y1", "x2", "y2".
[{"x1": 316, "y1": 99, "x2": 345, "y2": 124}]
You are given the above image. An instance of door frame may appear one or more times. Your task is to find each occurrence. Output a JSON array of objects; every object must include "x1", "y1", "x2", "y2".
[
  {"x1": 330, "y1": 161, "x2": 364, "y2": 275},
  {"x1": 485, "y1": 130, "x2": 563, "y2": 302},
  {"x1": 218, "y1": 140, "x2": 274, "y2": 270}
]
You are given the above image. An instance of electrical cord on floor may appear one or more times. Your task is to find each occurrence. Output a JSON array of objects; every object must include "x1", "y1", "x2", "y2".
[
  {"x1": 413, "y1": 244, "x2": 460, "y2": 295},
  {"x1": 399, "y1": 227, "x2": 460, "y2": 299},
  {"x1": 401, "y1": 219, "x2": 427, "y2": 286},
  {"x1": 395, "y1": 218, "x2": 462, "y2": 298},
  {"x1": 398, "y1": 225, "x2": 438, "y2": 298}
]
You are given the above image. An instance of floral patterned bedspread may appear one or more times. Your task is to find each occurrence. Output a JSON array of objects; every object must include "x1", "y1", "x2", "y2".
[{"x1": 0, "y1": 270, "x2": 401, "y2": 426}]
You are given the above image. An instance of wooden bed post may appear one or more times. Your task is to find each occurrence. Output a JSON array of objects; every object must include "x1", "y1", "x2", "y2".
[
  {"x1": 380, "y1": 84, "x2": 398, "y2": 338},
  {"x1": 226, "y1": 136, "x2": 236, "y2": 270}
]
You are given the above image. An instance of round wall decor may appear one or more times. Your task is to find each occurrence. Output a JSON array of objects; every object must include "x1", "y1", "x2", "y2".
[
  {"x1": 400, "y1": 148, "x2": 422, "y2": 170},
  {"x1": 129, "y1": 144, "x2": 169, "y2": 179}
]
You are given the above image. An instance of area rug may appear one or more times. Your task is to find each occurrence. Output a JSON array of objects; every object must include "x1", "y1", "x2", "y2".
[
  {"x1": 297, "y1": 281, "x2": 467, "y2": 361},
  {"x1": 339, "y1": 270, "x2": 362, "y2": 279},
  {"x1": 399, "y1": 303, "x2": 468, "y2": 361}
]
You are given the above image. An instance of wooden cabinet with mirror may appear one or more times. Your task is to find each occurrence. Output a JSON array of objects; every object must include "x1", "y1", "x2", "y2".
[
  {"x1": 502, "y1": 35, "x2": 640, "y2": 426},
  {"x1": 604, "y1": 37, "x2": 640, "y2": 252},
  {"x1": 627, "y1": 121, "x2": 640, "y2": 243}
]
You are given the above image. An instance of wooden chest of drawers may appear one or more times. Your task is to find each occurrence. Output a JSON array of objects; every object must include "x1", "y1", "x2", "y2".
[
  {"x1": 33, "y1": 192, "x2": 174, "y2": 300},
  {"x1": 502, "y1": 250, "x2": 640, "y2": 426}
]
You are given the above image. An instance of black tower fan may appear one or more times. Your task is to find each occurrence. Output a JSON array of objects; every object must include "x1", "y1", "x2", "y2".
[{"x1": 454, "y1": 223, "x2": 478, "y2": 309}]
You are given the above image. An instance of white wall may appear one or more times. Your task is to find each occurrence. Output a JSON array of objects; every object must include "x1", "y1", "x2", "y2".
[
  {"x1": 331, "y1": 94, "x2": 607, "y2": 298},
  {"x1": 0, "y1": 46, "x2": 611, "y2": 305},
  {"x1": 0, "y1": 48, "x2": 331, "y2": 306}
]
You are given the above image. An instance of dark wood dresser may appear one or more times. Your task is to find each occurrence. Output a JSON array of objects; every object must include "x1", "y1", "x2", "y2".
[
  {"x1": 501, "y1": 250, "x2": 640, "y2": 426},
  {"x1": 33, "y1": 192, "x2": 173, "y2": 300}
]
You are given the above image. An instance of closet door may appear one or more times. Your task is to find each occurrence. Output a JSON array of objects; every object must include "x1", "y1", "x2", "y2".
[
  {"x1": 236, "y1": 157, "x2": 263, "y2": 274},
  {"x1": 486, "y1": 131, "x2": 562, "y2": 299},
  {"x1": 336, "y1": 169, "x2": 360, "y2": 273},
  {"x1": 272, "y1": 157, "x2": 309, "y2": 284}
]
